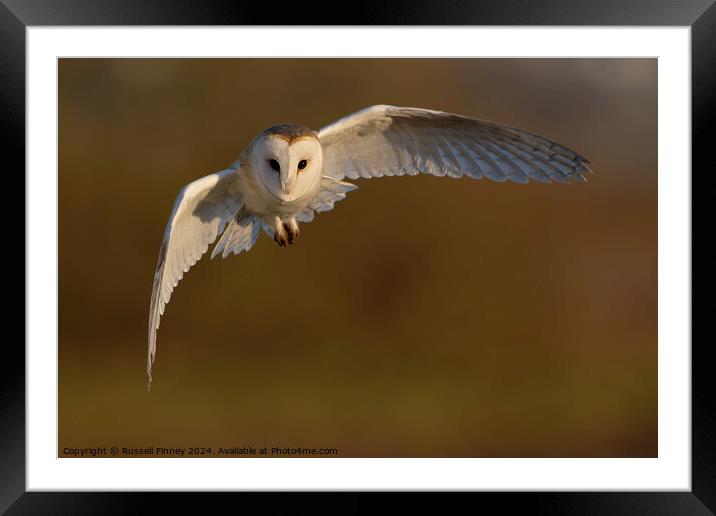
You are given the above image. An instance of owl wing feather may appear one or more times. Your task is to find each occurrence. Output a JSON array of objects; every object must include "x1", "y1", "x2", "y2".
[
  {"x1": 147, "y1": 168, "x2": 243, "y2": 390},
  {"x1": 317, "y1": 105, "x2": 591, "y2": 186}
]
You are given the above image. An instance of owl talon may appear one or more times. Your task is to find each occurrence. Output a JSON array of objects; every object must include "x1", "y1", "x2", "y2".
[
  {"x1": 283, "y1": 223, "x2": 300, "y2": 245},
  {"x1": 274, "y1": 232, "x2": 289, "y2": 247}
]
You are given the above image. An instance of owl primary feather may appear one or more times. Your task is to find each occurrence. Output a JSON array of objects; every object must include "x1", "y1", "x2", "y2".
[{"x1": 147, "y1": 105, "x2": 592, "y2": 390}]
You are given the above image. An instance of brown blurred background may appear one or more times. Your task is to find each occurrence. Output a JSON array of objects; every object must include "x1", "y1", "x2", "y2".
[{"x1": 59, "y1": 59, "x2": 657, "y2": 458}]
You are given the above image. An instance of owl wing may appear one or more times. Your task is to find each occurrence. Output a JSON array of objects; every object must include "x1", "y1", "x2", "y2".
[
  {"x1": 147, "y1": 168, "x2": 244, "y2": 390},
  {"x1": 317, "y1": 105, "x2": 591, "y2": 185}
]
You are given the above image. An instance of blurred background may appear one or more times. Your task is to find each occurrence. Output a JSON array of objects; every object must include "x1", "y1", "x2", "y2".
[{"x1": 59, "y1": 59, "x2": 657, "y2": 458}]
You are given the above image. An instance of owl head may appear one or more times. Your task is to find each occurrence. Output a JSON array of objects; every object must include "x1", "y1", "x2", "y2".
[{"x1": 250, "y1": 124, "x2": 323, "y2": 203}]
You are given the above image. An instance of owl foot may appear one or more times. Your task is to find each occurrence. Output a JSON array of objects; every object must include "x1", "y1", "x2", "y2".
[
  {"x1": 273, "y1": 219, "x2": 300, "y2": 247},
  {"x1": 274, "y1": 231, "x2": 289, "y2": 247},
  {"x1": 284, "y1": 222, "x2": 300, "y2": 244}
]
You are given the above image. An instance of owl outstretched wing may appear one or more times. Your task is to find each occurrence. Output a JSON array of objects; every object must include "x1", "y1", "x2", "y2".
[
  {"x1": 317, "y1": 105, "x2": 591, "y2": 185},
  {"x1": 147, "y1": 168, "x2": 243, "y2": 390}
]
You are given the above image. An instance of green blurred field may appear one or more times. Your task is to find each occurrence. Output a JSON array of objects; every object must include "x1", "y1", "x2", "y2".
[{"x1": 59, "y1": 59, "x2": 657, "y2": 457}]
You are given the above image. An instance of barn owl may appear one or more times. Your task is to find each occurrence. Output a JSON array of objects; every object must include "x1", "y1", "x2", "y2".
[{"x1": 147, "y1": 105, "x2": 592, "y2": 389}]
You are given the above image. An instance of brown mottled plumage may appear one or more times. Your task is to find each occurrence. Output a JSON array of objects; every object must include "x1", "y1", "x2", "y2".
[{"x1": 262, "y1": 124, "x2": 318, "y2": 144}]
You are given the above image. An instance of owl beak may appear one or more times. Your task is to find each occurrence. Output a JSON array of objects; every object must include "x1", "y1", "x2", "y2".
[{"x1": 280, "y1": 169, "x2": 297, "y2": 195}]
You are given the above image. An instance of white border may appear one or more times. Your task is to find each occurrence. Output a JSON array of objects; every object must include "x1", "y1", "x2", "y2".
[{"x1": 27, "y1": 27, "x2": 691, "y2": 490}]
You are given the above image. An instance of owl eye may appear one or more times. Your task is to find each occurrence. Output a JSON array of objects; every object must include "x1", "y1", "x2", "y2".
[
  {"x1": 269, "y1": 159, "x2": 280, "y2": 172},
  {"x1": 297, "y1": 160, "x2": 307, "y2": 170}
]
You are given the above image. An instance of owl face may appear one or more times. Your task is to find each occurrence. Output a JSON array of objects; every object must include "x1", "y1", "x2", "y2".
[{"x1": 252, "y1": 126, "x2": 323, "y2": 204}]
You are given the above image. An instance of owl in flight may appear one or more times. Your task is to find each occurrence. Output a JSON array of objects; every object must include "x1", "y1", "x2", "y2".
[{"x1": 147, "y1": 105, "x2": 592, "y2": 389}]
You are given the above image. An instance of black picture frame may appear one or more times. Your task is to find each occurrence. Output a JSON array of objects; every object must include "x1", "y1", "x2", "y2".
[{"x1": 5, "y1": 1, "x2": 710, "y2": 513}]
